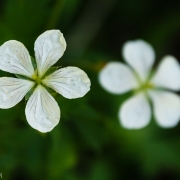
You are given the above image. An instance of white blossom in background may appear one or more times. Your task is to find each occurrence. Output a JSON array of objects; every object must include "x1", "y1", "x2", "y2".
[
  {"x1": 99, "y1": 40, "x2": 180, "y2": 129},
  {"x1": 0, "y1": 30, "x2": 91, "y2": 132}
]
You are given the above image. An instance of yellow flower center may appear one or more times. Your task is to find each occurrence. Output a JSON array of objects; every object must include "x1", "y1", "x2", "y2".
[
  {"x1": 141, "y1": 82, "x2": 154, "y2": 90},
  {"x1": 135, "y1": 82, "x2": 154, "y2": 94},
  {"x1": 32, "y1": 74, "x2": 42, "y2": 84}
]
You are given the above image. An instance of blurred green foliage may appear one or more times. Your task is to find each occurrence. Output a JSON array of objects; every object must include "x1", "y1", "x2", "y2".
[{"x1": 0, "y1": 0, "x2": 180, "y2": 179}]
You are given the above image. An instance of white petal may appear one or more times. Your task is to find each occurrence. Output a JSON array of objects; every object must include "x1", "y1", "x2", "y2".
[
  {"x1": 148, "y1": 90, "x2": 180, "y2": 128},
  {"x1": 34, "y1": 30, "x2": 66, "y2": 77},
  {"x1": 25, "y1": 85, "x2": 60, "y2": 132},
  {"x1": 0, "y1": 77, "x2": 34, "y2": 109},
  {"x1": 98, "y1": 62, "x2": 139, "y2": 94},
  {"x1": 122, "y1": 40, "x2": 155, "y2": 82},
  {"x1": 150, "y1": 56, "x2": 180, "y2": 91},
  {"x1": 119, "y1": 92, "x2": 151, "y2": 129},
  {"x1": 0, "y1": 40, "x2": 34, "y2": 77},
  {"x1": 43, "y1": 67, "x2": 90, "y2": 99}
]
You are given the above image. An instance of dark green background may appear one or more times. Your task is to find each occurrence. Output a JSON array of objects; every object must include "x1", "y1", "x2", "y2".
[{"x1": 0, "y1": 0, "x2": 180, "y2": 179}]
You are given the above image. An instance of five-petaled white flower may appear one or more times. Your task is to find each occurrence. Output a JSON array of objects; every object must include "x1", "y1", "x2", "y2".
[
  {"x1": 99, "y1": 40, "x2": 180, "y2": 129},
  {"x1": 0, "y1": 30, "x2": 91, "y2": 132}
]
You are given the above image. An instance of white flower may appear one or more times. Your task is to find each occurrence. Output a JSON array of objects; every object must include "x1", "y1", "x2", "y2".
[
  {"x1": 0, "y1": 30, "x2": 91, "y2": 132},
  {"x1": 99, "y1": 40, "x2": 180, "y2": 129}
]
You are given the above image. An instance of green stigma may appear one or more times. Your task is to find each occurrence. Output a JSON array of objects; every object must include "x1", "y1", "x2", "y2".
[
  {"x1": 144, "y1": 83, "x2": 154, "y2": 89},
  {"x1": 140, "y1": 82, "x2": 154, "y2": 91},
  {"x1": 32, "y1": 74, "x2": 42, "y2": 84}
]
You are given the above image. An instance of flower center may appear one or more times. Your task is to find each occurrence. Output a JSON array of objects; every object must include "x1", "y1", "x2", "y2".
[
  {"x1": 138, "y1": 82, "x2": 154, "y2": 92},
  {"x1": 32, "y1": 74, "x2": 42, "y2": 84},
  {"x1": 142, "y1": 82, "x2": 154, "y2": 89}
]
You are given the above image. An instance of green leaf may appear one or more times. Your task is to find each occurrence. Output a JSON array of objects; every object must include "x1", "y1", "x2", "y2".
[
  {"x1": 15, "y1": 74, "x2": 32, "y2": 81},
  {"x1": 43, "y1": 85, "x2": 57, "y2": 97},
  {"x1": 31, "y1": 56, "x2": 37, "y2": 70},
  {"x1": 42, "y1": 66, "x2": 60, "y2": 79},
  {"x1": 25, "y1": 86, "x2": 36, "y2": 101}
]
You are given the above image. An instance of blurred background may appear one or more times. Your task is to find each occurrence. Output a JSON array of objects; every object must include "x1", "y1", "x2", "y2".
[{"x1": 0, "y1": 0, "x2": 180, "y2": 179}]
